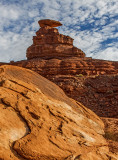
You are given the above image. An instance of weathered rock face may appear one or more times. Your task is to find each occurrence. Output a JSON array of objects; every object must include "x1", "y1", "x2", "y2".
[
  {"x1": 9, "y1": 58, "x2": 118, "y2": 117},
  {"x1": 50, "y1": 74, "x2": 118, "y2": 118},
  {"x1": 102, "y1": 117, "x2": 118, "y2": 154},
  {"x1": 13, "y1": 57, "x2": 118, "y2": 76},
  {"x1": 26, "y1": 20, "x2": 85, "y2": 60},
  {"x1": 7, "y1": 58, "x2": 118, "y2": 118},
  {"x1": 0, "y1": 65, "x2": 117, "y2": 160}
]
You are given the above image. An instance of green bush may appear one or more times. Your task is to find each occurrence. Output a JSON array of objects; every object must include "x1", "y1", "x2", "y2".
[{"x1": 76, "y1": 74, "x2": 83, "y2": 77}]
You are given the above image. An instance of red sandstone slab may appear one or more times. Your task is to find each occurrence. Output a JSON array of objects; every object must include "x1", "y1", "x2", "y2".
[{"x1": 38, "y1": 19, "x2": 62, "y2": 28}]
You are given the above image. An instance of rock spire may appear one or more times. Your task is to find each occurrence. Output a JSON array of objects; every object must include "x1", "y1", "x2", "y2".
[{"x1": 26, "y1": 19, "x2": 85, "y2": 60}]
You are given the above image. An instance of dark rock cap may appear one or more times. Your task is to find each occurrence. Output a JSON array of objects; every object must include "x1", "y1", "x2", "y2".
[{"x1": 38, "y1": 19, "x2": 62, "y2": 28}]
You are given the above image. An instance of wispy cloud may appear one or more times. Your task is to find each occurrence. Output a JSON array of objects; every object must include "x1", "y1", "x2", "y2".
[{"x1": 0, "y1": 0, "x2": 118, "y2": 62}]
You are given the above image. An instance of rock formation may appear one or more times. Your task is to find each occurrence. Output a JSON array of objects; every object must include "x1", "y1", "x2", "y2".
[
  {"x1": 0, "y1": 65, "x2": 117, "y2": 160},
  {"x1": 0, "y1": 19, "x2": 118, "y2": 119},
  {"x1": 0, "y1": 19, "x2": 118, "y2": 158},
  {"x1": 13, "y1": 57, "x2": 118, "y2": 76},
  {"x1": 11, "y1": 19, "x2": 117, "y2": 77},
  {"x1": 50, "y1": 74, "x2": 118, "y2": 118},
  {"x1": 0, "y1": 19, "x2": 116, "y2": 120},
  {"x1": 26, "y1": 19, "x2": 85, "y2": 60},
  {"x1": 38, "y1": 19, "x2": 62, "y2": 28}
]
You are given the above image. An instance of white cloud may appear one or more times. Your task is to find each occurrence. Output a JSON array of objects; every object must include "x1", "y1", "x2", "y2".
[
  {"x1": 0, "y1": 5, "x2": 20, "y2": 20},
  {"x1": 0, "y1": 0, "x2": 118, "y2": 62},
  {"x1": 93, "y1": 47, "x2": 118, "y2": 61}
]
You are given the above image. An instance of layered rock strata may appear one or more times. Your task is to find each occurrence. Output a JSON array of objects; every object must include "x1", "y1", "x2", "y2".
[
  {"x1": 8, "y1": 59, "x2": 118, "y2": 118},
  {"x1": 26, "y1": 20, "x2": 85, "y2": 60},
  {"x1": 0, "y1": 65, "x2": 117, "y2": 160},
  {"x1": 12, "y1": 57, "x2": 118, "y2": 76},
  {"x1": 50, "y1": 74, "x2": 118, "y2": 118}
]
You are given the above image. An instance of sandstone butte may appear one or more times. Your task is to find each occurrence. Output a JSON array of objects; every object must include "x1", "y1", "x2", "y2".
[{"x1": 0, "y1": 65, "x2": 118, "y2": 160}]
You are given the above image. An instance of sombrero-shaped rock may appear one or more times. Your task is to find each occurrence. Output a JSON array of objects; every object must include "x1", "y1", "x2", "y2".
[{"x1": 38, "y1": 19, "x2": 62, "y2": 28}]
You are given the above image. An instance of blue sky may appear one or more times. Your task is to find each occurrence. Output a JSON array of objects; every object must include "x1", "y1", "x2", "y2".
[{"x1": 0, "y1": 0, "x2": 118, "y2": 62}]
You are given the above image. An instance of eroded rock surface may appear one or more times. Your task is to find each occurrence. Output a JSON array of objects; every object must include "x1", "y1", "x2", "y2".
[
  {"x1": 50, "y1": 74, "x2": 118, "y2": 118},
  {"x1": 26, "y1": 20, "x2": 85, "y2": 60},
  {"x1": 0, "y1": 19, "x2": 117, "y2": 119},
  {"x1": 0, "y1": 106, "x2": 29, "y2": 160},
  {"x1": 13, "y1": 57, "x2": 118, "y2": 76},
  {"x1": 0, "y1": 65, "x2": 117, "y2": 160},
  {"x1": 38, "y1": 19, "x2": 62, "y2": 28},
  {"x1": 9, "y1": 58, "x2": 118, "y2": 118},
  {"x1": 102, "y1": 117, "x2": 118, "y2": 154}
]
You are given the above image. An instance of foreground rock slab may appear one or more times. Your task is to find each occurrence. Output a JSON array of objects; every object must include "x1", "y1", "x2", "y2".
[{"x1": 0, "y1": 65, "x2": 117, "y2": 160}]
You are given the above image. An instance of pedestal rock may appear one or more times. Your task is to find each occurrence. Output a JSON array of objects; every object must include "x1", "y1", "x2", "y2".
[{"x1": 26, "y1": 19, "x2": 85, "y2": 60}]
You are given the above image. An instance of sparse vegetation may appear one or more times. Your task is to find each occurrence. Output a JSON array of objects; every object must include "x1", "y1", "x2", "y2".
[
  {"x1": 76, "y1": 74, "x2": 83, "y2": 77},
  {"x1": 106, "y1": 90, "x2": 113, "y2": 94}
]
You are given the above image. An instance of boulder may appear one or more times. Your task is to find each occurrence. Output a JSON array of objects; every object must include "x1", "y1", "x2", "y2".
[{"x1": 0, "y1": 65, "x2": 117, "y2": 159}]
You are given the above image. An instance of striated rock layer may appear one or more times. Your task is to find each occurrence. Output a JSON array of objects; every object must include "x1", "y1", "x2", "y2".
[
  {"x1": 8, "y1": 57, "x2": 118, "y2": 118},
  {"x1": 26, "y1": 20, "x2": 85, "y2": 60},
  {"x1": 0, "y1": 65, "x2": 117, "y2": 160},
  {"x1": 50, "y1": 74, "x2": 118, "y2": 118},
  {"x1": 12, "y1": 57, "x2": 118, "y2": 76}
]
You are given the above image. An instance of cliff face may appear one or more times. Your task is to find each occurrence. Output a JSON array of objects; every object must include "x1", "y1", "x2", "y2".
[
  {"x1": 1, "y1": 65, "x2": 117, "y2": 160},
  {"x1": 13, "y1": 57, "x2": 118, "y2": 76}
]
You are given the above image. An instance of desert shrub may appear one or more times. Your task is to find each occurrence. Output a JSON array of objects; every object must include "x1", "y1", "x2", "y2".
[{"x1": 76, "y1": 74, "x2": 83, "y2": 77}]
